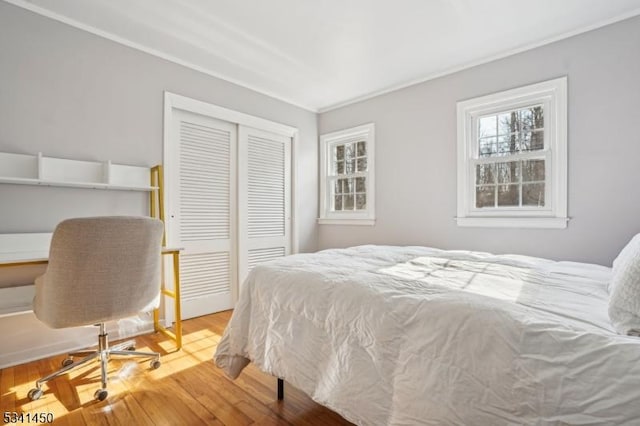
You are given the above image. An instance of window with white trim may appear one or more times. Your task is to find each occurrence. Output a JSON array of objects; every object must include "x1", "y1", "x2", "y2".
[
  {"x1": 456, "y1": 77, "x2": 568, "y2": 228},
  {"x1": 319, "y1": 123, "x2": 375, "y2": 225}
]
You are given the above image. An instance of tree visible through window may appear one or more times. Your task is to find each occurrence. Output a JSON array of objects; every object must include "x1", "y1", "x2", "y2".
[
  {"x1": 475, "y1": 106, "x2": 546, "y2": 209},
  {"x1": 456, "y1": 78, "x2": 567, "y2": 228},
  {"x1": 331, "y1": 141, "x2": 367, "y2": 211},
  {"x1": 319, "y1": 123, "x2": 375, "y2": 225}
]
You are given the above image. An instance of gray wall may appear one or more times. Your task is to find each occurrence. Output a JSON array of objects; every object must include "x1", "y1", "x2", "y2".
[
  {"x1": 319, "y1": 15, "x2": 640, "y2": 266},
  {"x1": 1, "y1": 2, "x2": 638, "y2": 266},
  {"x1": 0, "y1": 2, "x2": 318, "y2": 252}
]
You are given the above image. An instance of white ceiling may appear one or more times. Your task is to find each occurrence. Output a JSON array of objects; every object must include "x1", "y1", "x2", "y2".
[{"x1": 7, "y1": 0, "x2": 640, "y2": 112}]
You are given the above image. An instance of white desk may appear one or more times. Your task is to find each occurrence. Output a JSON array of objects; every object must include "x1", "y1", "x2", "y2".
[
  {"x1": 0, "y1": 283, "x2": 37, "y2": 317},
  {"x1": 0, "y1": 240, "x2": 184, "y2": 349},
  {"x1": 0, "y1": 234, "x2": 51, "y2": 317},
  {"x1": 0, "y1": 251, "x2": 48, "y2": 266}
]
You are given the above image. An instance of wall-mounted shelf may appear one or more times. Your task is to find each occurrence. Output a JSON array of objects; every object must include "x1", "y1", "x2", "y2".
[{"x1": 0, "y1": 152, "x2": 156, "y2": 192}]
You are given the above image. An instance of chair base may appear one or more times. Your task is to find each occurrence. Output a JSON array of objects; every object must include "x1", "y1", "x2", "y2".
[{"x1": 28, "y1": 323, "x2": 160, "y2": 401}]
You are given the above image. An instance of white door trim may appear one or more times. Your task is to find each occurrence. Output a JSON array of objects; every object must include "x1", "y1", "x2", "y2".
[
  {"x1": 163, "y1": 92, "x2": 299, "y2": 306},
  {"x1": 163, "y1": 91, "x2": 300, "y2": 256},
  {"x1": 165, "y1": 92, "x2": 298, "y2": 137}
]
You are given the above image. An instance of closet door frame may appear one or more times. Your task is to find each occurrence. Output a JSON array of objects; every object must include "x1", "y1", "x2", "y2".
[{"x1": 163, "y1": 92, "x2": 299, "y2": 306}]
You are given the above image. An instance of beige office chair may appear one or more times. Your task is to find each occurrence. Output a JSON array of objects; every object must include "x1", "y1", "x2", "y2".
[{"x1": 28, "y1": 216, "x2": 164, "y2": 402}]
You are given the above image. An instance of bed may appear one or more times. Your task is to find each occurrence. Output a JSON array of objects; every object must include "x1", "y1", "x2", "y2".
[{"x1": 214, "y1": 243, "x2": 640, "y2": 425}]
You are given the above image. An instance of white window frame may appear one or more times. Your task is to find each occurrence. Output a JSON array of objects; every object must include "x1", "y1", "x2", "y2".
[
  {"x1": 456, "y1": 77, "x2": 568, "y2": 229},
  {"x1": 318, "y1": 123, "x2": 375, "y2": 226}
]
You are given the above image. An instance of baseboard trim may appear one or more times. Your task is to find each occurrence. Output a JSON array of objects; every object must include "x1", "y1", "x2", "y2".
[{"x1": 0, "y1": 313, "x2": 157, "y2": 369}]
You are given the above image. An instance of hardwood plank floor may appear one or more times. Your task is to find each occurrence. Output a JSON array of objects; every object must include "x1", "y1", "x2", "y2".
[{"x1": 0, "y1": 311, "x2": 353, "y2": 425}]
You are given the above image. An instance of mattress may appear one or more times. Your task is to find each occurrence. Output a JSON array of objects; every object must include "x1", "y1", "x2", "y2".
[{"x1": 214, "y1": 245, "x2": 640, "y2": 425}]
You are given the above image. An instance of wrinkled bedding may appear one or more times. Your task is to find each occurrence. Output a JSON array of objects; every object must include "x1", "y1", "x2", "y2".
[{"x1": 214, "y1": 245, "x2": 640, "y2": 425}]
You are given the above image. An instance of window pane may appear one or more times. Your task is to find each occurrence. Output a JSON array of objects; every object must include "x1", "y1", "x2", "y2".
[
  {"x1": 356, "y1": 177, "x2": 366, "y2": 192},
  {"x1": 519, "y1": 108, "x2": 533, "y2": 132},
  {"x1": 478, "y1": 106, "x2": 544, "y2": 157},
  {"x1": 523, "y1": 183, "x2": 545, "y2": 206},
  {"x1": 344, "y1": 194, "x2": 354, "y2": 210},
  {"x1": 357, "y1": 141, "x2": 366, "y2": 156},
  {"x1": 497, "y1": 184, "x2": 519, "y2": 206},
  {"x1": 343, "y1": 178, "x2": 350, "y2": 193},
  {"x1": 520, "y1": 106, "x2": 544, "y2": 130},
  {"x1": 498, "y1": 134, "x2": 518, "y2": 156},
  {"x1": 520, "y1": 130, "x2": 544, "y2": 152},
  {"x1": 332, "y1": 161, "x2": 340, "y2": 175},
  {"x1": 357, "y1": 158, "x2": 367, "y2": 172},
  {"x1": 334, "y1": 180, "x2": 341, "y2": 194},
  {"x1": 479, "y1": 137, "x2": 497, "y2": 157},
  {"x1": 520, "y1": 105, "x2": 544, "y2": 131},
  {"x1": 345, "y1": 178, "x2": 354, "y2": 194},
  {"x1": 522, "y1": 160, "x2": 545, "y2": 182},
  {"x1": 345, "y1": 143, "x2": 354, "y2": 162},
  {"x1": 335, "y1": 145, "x2": 344, "y2": 161},
  {"x1": 520, "y1": 132, "x2": 530, "y2": 151},
  {"x1": 356, "y1": 194, "x2": 366, "y2": 210},
  {"x1": 479, "y1": 116, "x2": 497, "y2": 137},
  {"x1": 496, "y1": 161, "x2": 520, "y2": 184},
  {"x1": 345, "y1": 159, "x2": 355, "y2": 174},
  {"x1": 337, "y1": 161, "x2": 344, "y2": 174},
  {"x1": 476, "y1": 185, "x2": 495, "y2": 208},
  {"x1": 531, "y1": 131, "x2": 544, "y2": 150},
  {"x1": 481, "y1": 135, "x2": 517, "y2": 157},
  {"x1": 334, "y1": 195, "x2": 343, "y2": 211},
  {"x1": 476, "y1": 164, "x2": 495, "y2": 185},
  {"x1": 498, "y1": 112, "x2": 518, "y2": 136}
]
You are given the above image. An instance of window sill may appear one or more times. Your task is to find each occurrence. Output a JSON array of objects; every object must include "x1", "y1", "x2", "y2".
[
  {"x1": 456, "y1": 217, "x2": 568, "y2": 229},
  {"x1": 317, "y1": 218, "x2": 376, "y2": 226}
]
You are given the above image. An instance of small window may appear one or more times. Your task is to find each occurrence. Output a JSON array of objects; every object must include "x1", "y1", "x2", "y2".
[
  {"x1": 319, "y1": 123, "x2": 375, "y2": 225},
  {"x1": 456, "y1": 78, "x2": 568, "y2": 228}
]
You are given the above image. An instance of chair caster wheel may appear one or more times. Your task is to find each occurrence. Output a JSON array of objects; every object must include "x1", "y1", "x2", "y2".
[
  {"x1": 150, "y1": 359, "x2": 161, "y2": 370},
  {"x1": 28, "y1": 388, "x2": 43, "y2": 401},
  {"x1": 61, "y1": 358, "x2": 73, "y2": 367},
  {"x1": 94, "y1": 389, "x2": 108, "y2": 401}
]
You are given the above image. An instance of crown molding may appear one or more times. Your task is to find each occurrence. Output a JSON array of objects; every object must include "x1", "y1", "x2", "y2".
[
  {"x1": 2, "y1": 0, "x2": 319, "y2": 113},
  {"x1": 318, "y1": 8, "x2": 640, "y2": 113},
  {"x1": 4, "y1": 0, "x2": 640, "y2": 115}
]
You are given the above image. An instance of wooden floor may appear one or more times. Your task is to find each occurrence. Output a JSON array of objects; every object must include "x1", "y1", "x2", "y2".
[{"x1": 0, "y1": 311, "x2": 352, "y2": 425}]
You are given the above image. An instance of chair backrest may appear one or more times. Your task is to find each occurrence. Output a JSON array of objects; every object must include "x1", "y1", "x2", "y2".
[{"x1": 33, "y1": 216, "x2": 164, "y2": 328}]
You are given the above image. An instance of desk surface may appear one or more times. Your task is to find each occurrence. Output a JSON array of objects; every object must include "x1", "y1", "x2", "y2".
[
  {"x1": 0, "y1": 247, "x2": 182, "y2": 317},
  {"x1": 0, "y1": 251, "x2": 49, "y2": 266},
  {"x1": 0, "y1": 247, "x2": 182, "y2": 267}
]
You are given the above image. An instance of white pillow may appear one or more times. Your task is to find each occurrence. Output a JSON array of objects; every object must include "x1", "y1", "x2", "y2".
[
  {"x1": 608, "y1": 233, "x2": 640, "y2": 334},
  {"x1": 610, "y1": 234, "x2": 640, "y2": 293}
]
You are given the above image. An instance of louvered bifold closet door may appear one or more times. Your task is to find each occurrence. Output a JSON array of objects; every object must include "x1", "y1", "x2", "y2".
[
  {"x1": 238, "y1": 126, "x2": 291, "y2": 287},
  {"x1": 170, "y1": 109, "x2": 237, "y2": 319}
]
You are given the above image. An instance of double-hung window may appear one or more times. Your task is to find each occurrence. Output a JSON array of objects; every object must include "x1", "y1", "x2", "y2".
[
  {"x1": 456, "y1": 77, "x2": 568, "y2": 228},
  {"x1": 319, "y1": 123, "x2": 375, "y2": 225}
]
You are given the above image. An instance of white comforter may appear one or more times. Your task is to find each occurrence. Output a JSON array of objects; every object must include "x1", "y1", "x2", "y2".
[{"x1": 214, "y1": 246, "x2": 640, "y2": 425}]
